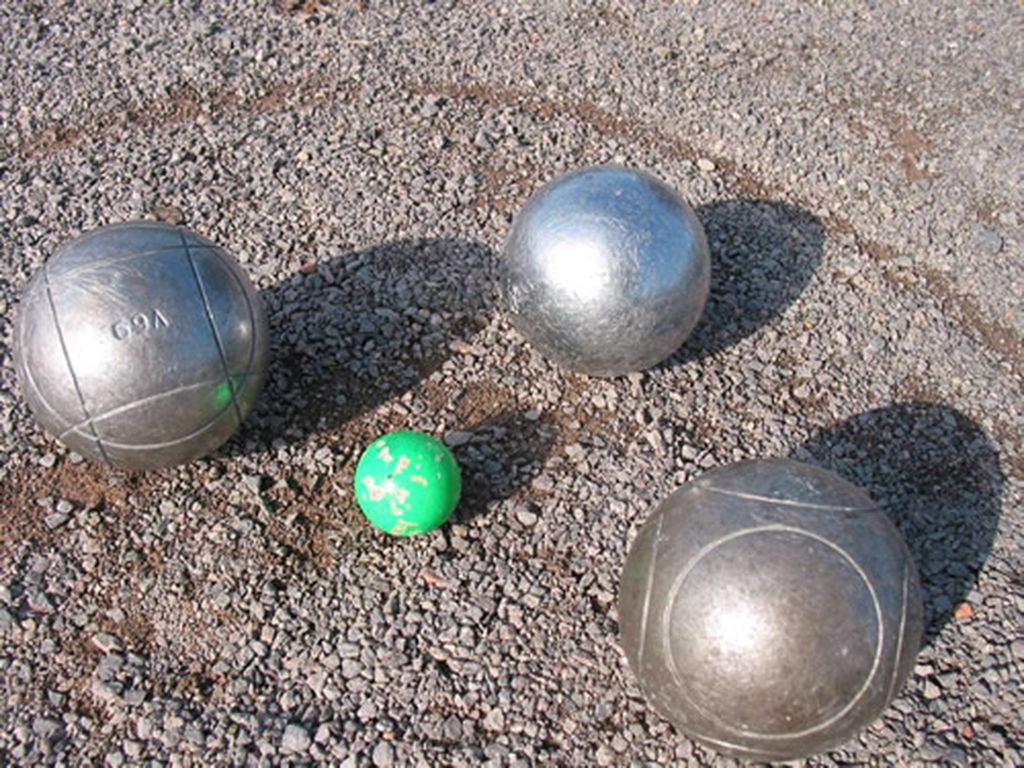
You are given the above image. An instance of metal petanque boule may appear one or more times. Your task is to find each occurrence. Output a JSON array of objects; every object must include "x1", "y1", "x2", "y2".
[
  {"x1": 619, "y1": 459, "x2": 923, "y2": 761},
  {"x1": 14, "y1": 221, "x2": 269, "y2": 469},
  {"x1": 501, "y1": 165, "x2": 710, "y2": 377}
]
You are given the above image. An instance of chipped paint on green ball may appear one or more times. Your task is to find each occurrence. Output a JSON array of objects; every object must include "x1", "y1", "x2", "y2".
[{"x1": 353, "y1": 430, "x2": 462, "y2": 536}]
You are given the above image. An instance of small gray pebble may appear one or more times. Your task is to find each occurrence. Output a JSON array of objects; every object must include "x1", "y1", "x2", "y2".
[
  {"x1": 1010, "y1": 639, "x2": 1024, "y2": 660},
  {"x1": 91, "y1": 633, "x2": 124, "y2": 653},
  {"x1": 32, "y1": 717, "x2": 61, "y2": 741},
  {"x1": 372, "y1": 741, "x2": 395, "y2": 768},
  {"x1": 515, "y1": 507, "x2": 538, "y2": 527},
  {"x1": 531, "y1": 474, "x2": 554, "y2": 492},
  {"x1": 282, "y1": 723, "x2": 311, "y2": 754},
  {"x1": 443, "y1": 430, "x2": 473, "y2": 447},
  {"x1": 482, "y1": 708, "x2": 505, "y2": 732}
]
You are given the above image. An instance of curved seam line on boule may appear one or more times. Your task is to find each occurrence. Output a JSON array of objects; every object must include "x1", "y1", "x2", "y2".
[
  {"x1": 17, "y1": 280, "x2": 78, "y2": 429},
  {"x1": 636, "y1": 514, "x2": 665, "y2": 674},
  {"x1": 63, "y1": 347, "x2": 262, "y2": 453},
  {"x1": 886, "y1": 559, "x2": 910, "y2": 705},
  {"x1": 181, "y1": 233, "x2": 243, "y2": 427},
  {"x1": 21, "y1": 358, "x2": 77, "y2": 433},
  {"x1": 47, "y1": 245, "x2": 220, "y2": 283},
  {"x1": 68, "y1": 396, "x2": 242, "y2": 450},
  {"x1": 703, "y1": 486, "x2": 879, "y2": 513},
  {"x1": 679, "y1": 729, "x2": 794, "y2": 761},
  {"x1": 42, "y1": 265, "x2": 111, "y2": 464},
  {"x1": 56, "y1": 374, "x2": 251, "y2": 440},
  {"x1": 660, "y1": 524, "x2": 884, "y2": 740},
  {"x1": 205, "y1": 245, "x2": 260, "y2": 386}
]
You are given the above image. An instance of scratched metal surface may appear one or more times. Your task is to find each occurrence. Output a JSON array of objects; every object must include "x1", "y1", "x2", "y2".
[
  {"x1": 620, "y1": 459, "x2": 923, "y2": 762},
  {"x1": 15, "y1": 221, "x2": 269, "y2": 469},
  {"x1": 502, "y1": 166, "x2": 710, "y2": 377}
]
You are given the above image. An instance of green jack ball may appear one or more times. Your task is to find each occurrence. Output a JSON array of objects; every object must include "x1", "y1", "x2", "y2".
[{"x1": 353, "y1": 430, "x2": 462, "y2": 536}]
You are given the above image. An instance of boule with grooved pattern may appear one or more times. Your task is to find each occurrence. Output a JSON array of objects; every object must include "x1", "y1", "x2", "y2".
[
  {"x1": 14, "y1": 221, "x2": 269, "y2": 469},
  {"x1": 619, "y1": 459, "x2": 923, "y2": 761}
]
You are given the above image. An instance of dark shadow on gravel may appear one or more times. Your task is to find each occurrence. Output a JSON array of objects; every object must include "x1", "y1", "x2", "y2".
[
  {"x1": 664, "y1": 199, "x2": 825, "y2": 368},
  {"x1": 793, "y1": 402, "x2": 1005, "y2": 646},
  {"x1": 451, "y1": 409, "x2": 558, "y2": 524},
  {"x1": 221, "y1": 238, "x2": 499, "y2": 457}
]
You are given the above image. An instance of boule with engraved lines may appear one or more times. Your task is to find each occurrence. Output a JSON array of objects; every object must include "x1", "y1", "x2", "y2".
[
  {"x1": 619, "y1": 459, "x2": 923, "y2": 761},
  {"x1": 14, "y1": 221, "x2": 269, "y2": 469}
]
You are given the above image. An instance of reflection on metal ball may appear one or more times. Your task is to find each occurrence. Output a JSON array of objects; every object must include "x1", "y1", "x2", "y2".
[
  {"x1": 619, "y1": 459, "x2": 923, "y2": 761},
  {"x1": 501, "y1": 165, "x2": 710, "y2": 376},
  {"x1": 15, "y1": 221, "x2": 269, "y2": 469}
]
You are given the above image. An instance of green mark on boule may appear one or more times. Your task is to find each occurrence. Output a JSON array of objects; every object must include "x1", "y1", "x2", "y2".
[
  {"x1": 213, "y1": 379, "x2": 234, "y2": 410},
  {"x1": 353, "y1": 430, "x2": 462, "y2": 536}
]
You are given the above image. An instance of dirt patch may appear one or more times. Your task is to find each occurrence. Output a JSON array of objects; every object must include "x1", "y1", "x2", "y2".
[
  {"x1": 410, "y1": 79, "x2": 777, "y2": 202},
  {"x1": 544, "y1": 376, "x2": 619, "y2": 447},
  {"x1": 278, "y1": 0, "x2": 323, "y2": 13},
  {"x1": 0, "y1": 458, "x2": 157, "y2": 559},
  {"x1": 261, "y1": 471, "x2": 349, "y2": 569},
  {"x1": 918, "y1": 267, "x2": 1021, "y2": 367},
  {"x1": 827, "y1": 219, "x2": 1021, "y2": 376},
  {"x1": 17, "y1": 77, "x2": 339, "y2": 160},
  {"x1": 474, "y1": 160, "x2": 538, "y2": 217},
  {"x1": 873, "y1": 246, "x2": 1022, "y2": 375},
  {"x1": 881, "y1": 110, "x2": 937, "y2": 183},
  {"x1": 454, "y1": 380, "x2": 515, "y2": 424},
  {"x1": 19, "y1": 86, "x2": 208, "y2": 159},
  {"x1": 249, "y1": 81, "x2": 294, "y2": 112}
]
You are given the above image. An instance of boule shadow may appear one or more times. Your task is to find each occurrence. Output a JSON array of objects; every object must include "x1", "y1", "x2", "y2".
[
  {"x1": 221, "y1": 238, "x2": 499, "y2": 458},
  {"x1": 665, "y1": 198, "x2": 825, "y2": 367},
  {"x1": 794, "y1": 401, "x2": 1005, "y2": 644}
]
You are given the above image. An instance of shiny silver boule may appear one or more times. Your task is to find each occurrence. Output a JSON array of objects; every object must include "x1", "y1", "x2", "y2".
[
  {"x1": 501, "y1": 166, "x2": 710, "y2": 376},
  {"x1": 620, "y1": 459, "x2": 923, "y2": 761},
  {"x1": 15, "y1": 221, "x2": 269, "y2": 469}
]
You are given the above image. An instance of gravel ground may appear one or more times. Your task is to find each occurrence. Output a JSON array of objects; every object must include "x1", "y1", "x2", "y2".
[{"x1": 1, "y1": 1, "x2": 1021, "y2": 766}]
